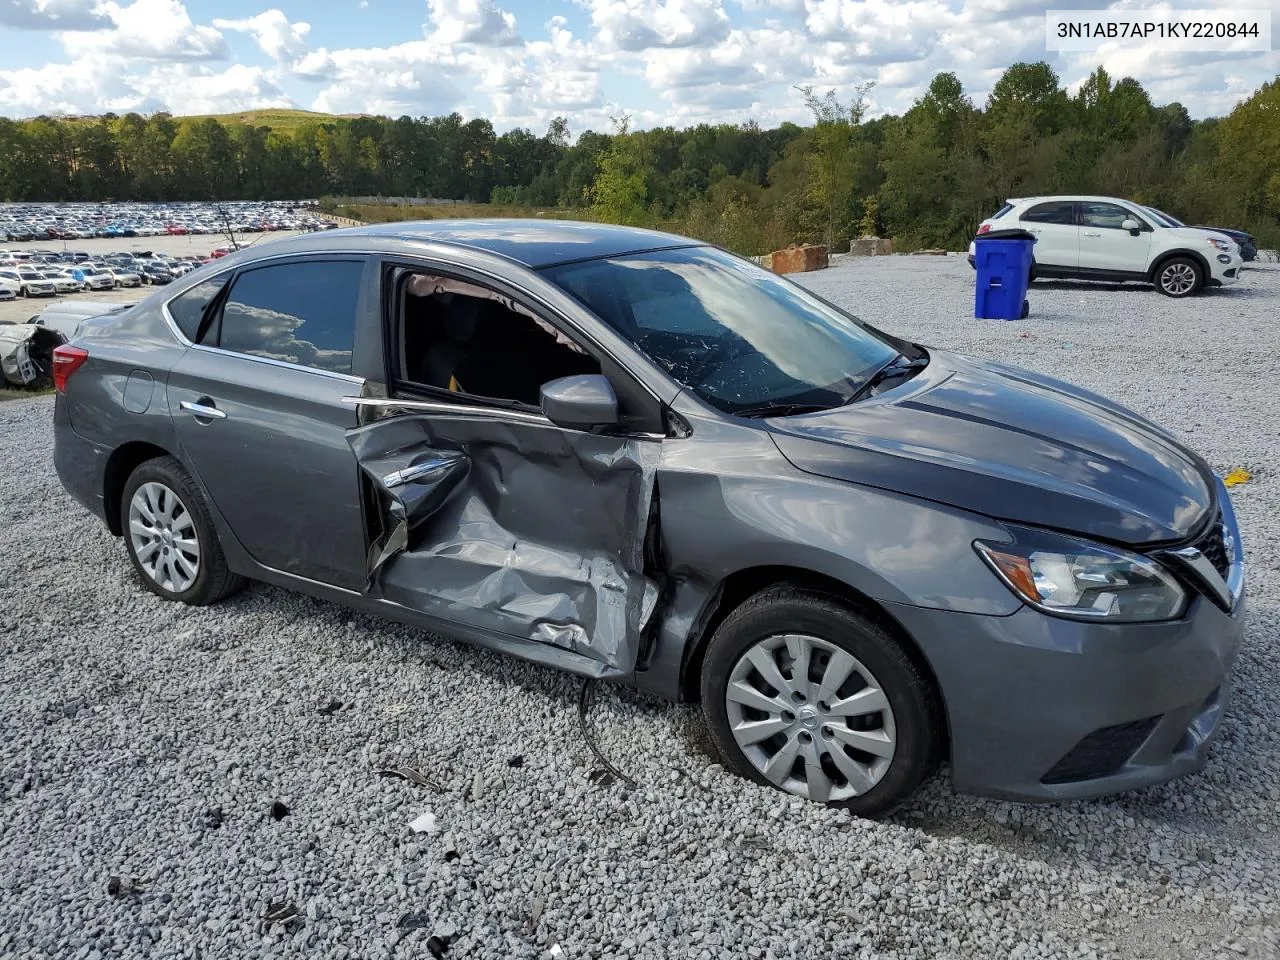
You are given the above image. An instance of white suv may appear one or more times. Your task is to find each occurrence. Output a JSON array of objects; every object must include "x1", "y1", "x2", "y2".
[{"x1": 968, "y1": 195, "x2": 1242, "y2": 297}]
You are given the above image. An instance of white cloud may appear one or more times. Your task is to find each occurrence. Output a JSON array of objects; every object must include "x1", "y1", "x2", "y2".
[
  {"x1": 0, "y1": 55, "x2": 286, "y2": 115},
  {"x1": 1, "y1": 0, "x2": 1277, "y2": 124},
  {"x1": 579, "y1": 0, "x2": 731, "y2": 51},
  {"x1": 426, "y1": 0, "x2": 520, "y2": 46},
  {"x1": 62, "y1": 0, "x2": 228, "y2": 61},
  {"x1": 0, "y1": 0, "x2": 110, "y2": 30},
  {"x1": 307, "y1": 40, "x2": 467, "y2": 116},
  {"x1": 213, "y1": 9, "x2": 310, "y2": 65}
]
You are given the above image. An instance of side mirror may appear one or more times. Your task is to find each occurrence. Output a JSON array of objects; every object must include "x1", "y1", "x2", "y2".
[
  {"x1": 540, "y1": 374, "x2": 618, "y2": 430},
  {"x1": 1121, "y1": 218, "x2": 1142, "y2": 235}
]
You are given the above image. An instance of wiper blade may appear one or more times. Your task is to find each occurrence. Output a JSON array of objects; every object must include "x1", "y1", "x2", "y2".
[
  {"x1": 732, "y1": 402, "x2": 834, "y2": 419},
  {"x1": 848, "y1": 353, "x2": 929, "y2": 403}
]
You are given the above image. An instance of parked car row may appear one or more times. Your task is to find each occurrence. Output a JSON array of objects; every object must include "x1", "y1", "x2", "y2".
[
  {"x1": 0, "y1": 201, "x2": 338, "y2": 242},
  {"x1": 966, "y1": 195, "x2": 1253, "y2": 297},
  {"x1": 0, "y1": 248, "x2": 204, "y2": 296}
]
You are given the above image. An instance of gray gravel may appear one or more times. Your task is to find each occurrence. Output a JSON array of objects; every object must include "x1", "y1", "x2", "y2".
[{"x1": 2, "y1": 255, "x2": 1279, "y2": 959}]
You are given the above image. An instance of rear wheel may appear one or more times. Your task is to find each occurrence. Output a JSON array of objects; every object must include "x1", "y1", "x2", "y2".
[
  {"x1": 1155, "y1": 257, "x2": 1202, "y2": 297},
  {"x1": 700, "y1": 586, "x2": 941, "y2": 817},
  {"x1": 121, "y1": 456, "x2": 244, "y2": 605}
]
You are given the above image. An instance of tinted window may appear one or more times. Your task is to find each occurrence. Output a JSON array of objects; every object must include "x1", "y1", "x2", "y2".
[
  {"x1": 1080, "y1": 202, "x2": 1140, "y2": 230},
  {"x1": 1021, "y1": 201, "x2": 1075, "y2": 225},
  {"x1": 543, "y1": 246, "x2": 898, "y2": 415},
  {"x1": 992, "y1": 203, "x2": 1014, "y2": 219},
  {"x1": 217, "y1": 260, "x2": 362, "y2": 374},
  {"x1": 168, "y1": 274, "x2": 230, "y2": 342}
]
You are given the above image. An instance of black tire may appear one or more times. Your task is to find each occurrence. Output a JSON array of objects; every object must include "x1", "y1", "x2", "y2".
[
  {"x1": 1154, "y1": 256, "x2": 1202, "y2": 298},
  {"x1": 120, "y1": 456, "x2": 245, "y2": 605},
  {"x1": 700, "y1": 585, "x2": 941, "y2": 817}
]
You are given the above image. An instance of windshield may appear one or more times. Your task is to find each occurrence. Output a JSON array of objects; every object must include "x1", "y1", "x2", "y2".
[
  {"x1": 542, "y1": 246, "x2": 899, "y2": 414},
  {"x1": 1142, "y1": 206, "x2": 1184, "y2": 228}
]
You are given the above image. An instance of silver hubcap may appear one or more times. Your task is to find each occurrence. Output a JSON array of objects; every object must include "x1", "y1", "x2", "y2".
[
  {"x1": 725, "y1": 633, "x2": 896, "y2": 803},
  {"x1": 1162, "y1": 263, "x2": 1196, "y2": 295},
  {"x1": 128, "y1": 482, "x2": 199, "y2": 593}
]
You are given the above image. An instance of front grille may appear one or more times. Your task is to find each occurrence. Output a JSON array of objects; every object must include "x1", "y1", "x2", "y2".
[
  {"x1": 1041, "y1": 717, "x2": 1160, "y2": 785},
  {"x1": 1193, "y1": 512, "x2": 1230, "y2": 580}
]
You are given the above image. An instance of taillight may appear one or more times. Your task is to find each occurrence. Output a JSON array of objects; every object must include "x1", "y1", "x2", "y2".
[
  {"x1": 51, "y1": 345, "x2": 89, "y2": 393},
  {"x1": 976, "y1": 224, "x2": 991, "y2": 235}
]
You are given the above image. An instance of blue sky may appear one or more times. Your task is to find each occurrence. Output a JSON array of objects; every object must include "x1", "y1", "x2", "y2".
[{"x1": 0, "y1": 0, "x2": 1275, "y2": 134}]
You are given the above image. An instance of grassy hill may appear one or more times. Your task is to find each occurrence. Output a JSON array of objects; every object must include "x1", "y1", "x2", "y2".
[
  {"x1": 43, "y1": 108, "x2": 368, "y2": 130},
  {"x1": 188, "y1": 108, "x2": 368, "y2": 130}
]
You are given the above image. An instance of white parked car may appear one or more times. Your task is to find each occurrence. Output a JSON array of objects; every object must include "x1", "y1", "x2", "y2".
[
  {"x1": 107, "y1": 267, "x2": 141, "y2": 287},
  {"x1": 43, "y1": 270, "x2": 83, "y2": 294},
  {"x1": 4, "y1": 267, "x2": 57, "y2": 297},
  {"x1": 968, "y1": 195, "x2": 1242, "y2": 297},
  {"x1": 79, "y1": 266, "x2": 117, "y2": 291},
  {"x1": 0, "y1": 275, "x2": 17, "y2": 301}
]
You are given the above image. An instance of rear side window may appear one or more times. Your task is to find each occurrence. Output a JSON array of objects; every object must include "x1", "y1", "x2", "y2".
[
  {"x1": 168, "y1": 274, "x2": 229, "y2": 342},
  {"x1": 1020, "y1": 201, "x2": 1075, "y2": 225},
  {"x1": 216, "y1": 260, "x2": 363, "y2": 374}
]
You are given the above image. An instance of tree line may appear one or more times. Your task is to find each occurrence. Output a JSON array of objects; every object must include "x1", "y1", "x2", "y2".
[{"x1": 0, "y1": 63, "x2": 1276, "y2": 253}]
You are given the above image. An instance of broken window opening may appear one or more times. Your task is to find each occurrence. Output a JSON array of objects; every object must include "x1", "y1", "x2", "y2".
[{"x1": 400, "y1": 272, "x2": 600, "y2": 408}]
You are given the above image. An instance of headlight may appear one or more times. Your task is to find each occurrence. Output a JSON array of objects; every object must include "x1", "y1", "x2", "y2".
[
  {"x1": 1207, "y1": 237, "x2": 1233, "y2": 252},
  {"x1": 974, "y1": 527, "x2": 1187, "y2": 622}
]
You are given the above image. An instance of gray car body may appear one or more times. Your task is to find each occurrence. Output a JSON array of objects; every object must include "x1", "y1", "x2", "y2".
[{"x1": 53, "y1": 220, "x2": 1245, "y2": 802}]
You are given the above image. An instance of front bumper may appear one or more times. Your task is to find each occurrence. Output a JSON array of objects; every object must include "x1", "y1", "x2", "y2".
[
  {"x1": 1207, "y1": 252, "x2": 1243, "y2": 286},
  {"x1": 887, "y1": 575, "x2": 1244, "y2": 802}
]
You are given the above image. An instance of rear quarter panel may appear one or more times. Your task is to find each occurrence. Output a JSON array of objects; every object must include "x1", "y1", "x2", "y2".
[{"x1": 64, "y1": 300, "x2": 185, "y2": 454}]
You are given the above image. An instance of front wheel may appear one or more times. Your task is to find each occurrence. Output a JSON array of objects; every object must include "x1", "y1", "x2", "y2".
[
  {"x1": 700, "y1": 586, "x2": 941, "y2": 817},
  {"x1": 121, "y1": 456, "x2": 245, "y2": 605},
  {"x1": 1155, "y1": 257, "x2": 1202, "y2": 297}
]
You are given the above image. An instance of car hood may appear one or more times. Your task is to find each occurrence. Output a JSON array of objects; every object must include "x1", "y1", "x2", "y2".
[
  {"x1": 1165, "y1": 226, "x2": 1235, "y2": 247},
  {"x1": 768, "y1": 350, "x2": 1215, "y2": 546}
]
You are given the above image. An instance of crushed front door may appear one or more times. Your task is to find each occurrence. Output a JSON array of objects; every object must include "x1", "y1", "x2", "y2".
[{"x1": 346, "y1": 404, "x2": 661, "y2": 677}]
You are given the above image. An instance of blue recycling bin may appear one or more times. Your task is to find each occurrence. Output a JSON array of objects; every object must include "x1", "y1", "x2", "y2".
[{"x1": 974, "y1": 229, "x2": 1035, "y2": 320}]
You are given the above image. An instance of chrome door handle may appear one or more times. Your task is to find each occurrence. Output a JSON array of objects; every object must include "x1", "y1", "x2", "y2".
[
  {"x1": 1082, "y1": 231, "x2": 1102, "y2": 237},
  {"x1": 180, "y1": 400, "x2": 227, "y2": 420},
  {"x1": 382, "y1": 456, "x2": 459, "y2": 488}
]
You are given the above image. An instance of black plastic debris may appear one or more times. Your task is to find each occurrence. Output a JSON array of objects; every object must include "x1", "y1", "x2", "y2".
[
  {"x1": 507, "y1": 755, "x2": 524, "y2": 768},
  {"x1": 443, "y1": 850, "x2": 460, "y2": 863},
  {"x1": 202, "y1": 807, "x2": 224, "y2": 830},
  {"x1": 587, "y1": 769, "x2": 617, "y2": 788},
  {"x1": 426, "y1": 935, "x2": 451, "y2": 958},
  {"x1": 316, "y1": 700, "x2": 343, "y2": 716},
  {"x1": 106, "y1": 877, "x2": 144, "y2": 897},
  {"x1": 261, "y1": 902, "x2": 301, "y2": 931},
  {"x1": 578, "y1": 679, "x2": 636, "y2": 788},
  {"x1": 270, "y1": 801, "x2": 290, "y2": 821},
  {"x1": 397, "y1": 912, "x2": 432, "y2": 931},
  {"x1": 377, "y1": 765, "x2": 442, "y2": 792}
]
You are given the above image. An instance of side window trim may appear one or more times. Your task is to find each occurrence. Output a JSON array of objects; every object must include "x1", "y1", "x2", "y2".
[
  {"x1": 195, "y1": 255, "x2": 370, "y2": 383},
  {"x1": 161, "y1": 270, "x2": 233, "y2": 344},
  {"x1": 381, "y1": 259, "x2": 667, "y2": 433}
]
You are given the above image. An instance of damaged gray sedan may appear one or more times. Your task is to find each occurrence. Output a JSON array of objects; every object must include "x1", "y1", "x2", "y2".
[{"x1": 53, "y1": 221, "x2": 1244, "y2": 815}]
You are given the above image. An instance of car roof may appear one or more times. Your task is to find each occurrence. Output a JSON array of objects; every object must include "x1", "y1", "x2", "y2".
[
  {"x1": 1006, "y1": 195, "x2": 1143, "y2": 205},
  {"x1": 328, "y1": 219, "x2": 698, "y2": 268}
]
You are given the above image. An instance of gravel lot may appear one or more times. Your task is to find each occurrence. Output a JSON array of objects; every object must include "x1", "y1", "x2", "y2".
[{"x1": 1, "y1": 255, "x2": 1278, "y2": 960}]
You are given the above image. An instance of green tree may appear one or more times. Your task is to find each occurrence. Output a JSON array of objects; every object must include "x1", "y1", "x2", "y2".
[{"x1": 797, "y1": 82, "x2": 874, "y2": 250}]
